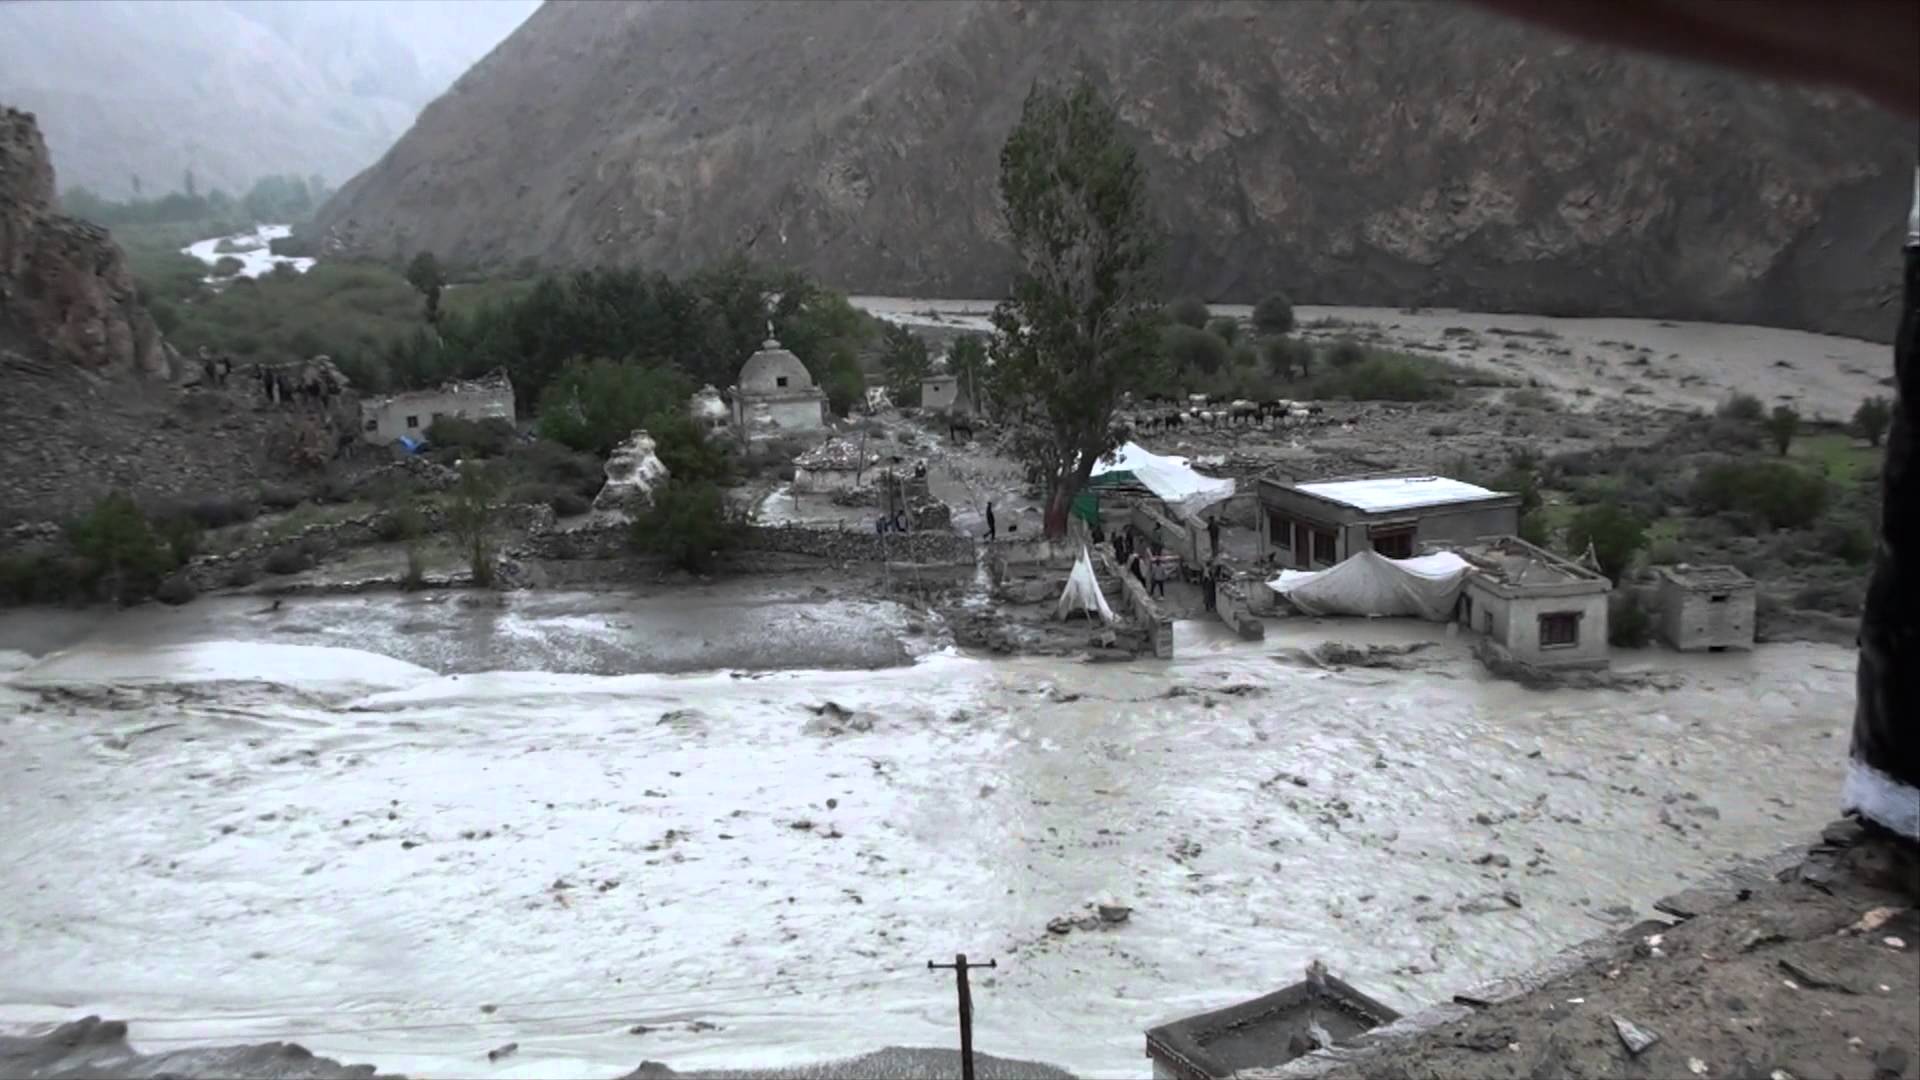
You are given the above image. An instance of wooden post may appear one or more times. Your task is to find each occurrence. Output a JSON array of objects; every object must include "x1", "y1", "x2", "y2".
[{"x1": 929, "y1": 953, "x2": 996, "y2": 1080}]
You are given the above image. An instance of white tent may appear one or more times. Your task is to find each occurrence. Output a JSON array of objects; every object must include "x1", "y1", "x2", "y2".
[
  {"x1": 1089, "y1": 441, "x2": 1236, "y2": 519},
  {"x1": 1268, "y1": 550, "x2": 1471, "y2": 621},
  {"x1": 1057, "y1": 545, "x2": 1117, "y2": 623}
]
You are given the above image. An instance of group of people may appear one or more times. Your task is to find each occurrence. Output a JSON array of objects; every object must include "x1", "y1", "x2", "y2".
[{"x1": 1103, "y1": 516, "x2": 1230, "y2": 608}]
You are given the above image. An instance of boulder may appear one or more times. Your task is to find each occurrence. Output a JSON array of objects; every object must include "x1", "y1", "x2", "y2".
[{"x1": 592, "y1": 429, "x2": 670, "y2": 516}]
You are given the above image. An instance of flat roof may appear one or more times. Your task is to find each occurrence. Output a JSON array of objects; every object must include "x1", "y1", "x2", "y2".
[
  {"x1": 1293, "y1": 475, "x2": 1508, "y2": 513},
  {"x1": 1146, "y1": 976, "x2": 1401, "y2": 1076},
  {"x1": 1656, "y1": 564, "x2": 1754, "y2": 589},
  {"x1": 1450, "y1": 536, "x2": 1609, "y2": 587}
]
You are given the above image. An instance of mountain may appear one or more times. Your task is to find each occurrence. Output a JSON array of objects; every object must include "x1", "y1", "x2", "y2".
[
  {"x1": 310, "y1": 0, "x2": 1915, "y2": 342},
  {"x1": 0, "y1": 0, "x2": 539, "y2": 200}
]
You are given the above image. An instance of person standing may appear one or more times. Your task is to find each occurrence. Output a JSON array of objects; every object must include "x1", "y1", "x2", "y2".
[
  {"x1": 1149, "y1": 552, "x2": 1169, "y2": 598},
  {"x1": 985, "y1": 501, "x2": 997, "y2": 541},
  {"x1": 1201, "y1": 561, "x2": 1218, "y2": 612},
  {"x1": 1208, "y1": 515, "x2": 1222, "y2": 559}
]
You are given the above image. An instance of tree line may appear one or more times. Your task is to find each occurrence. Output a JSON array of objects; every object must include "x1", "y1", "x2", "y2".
[{"x1": 62, "y1": 173, "x2": 335, "y2": 228}]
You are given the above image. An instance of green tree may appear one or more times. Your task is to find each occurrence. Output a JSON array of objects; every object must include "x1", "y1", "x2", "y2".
[
  {"x1": 405, "y1": 251, "x2": 447, "y2": 325},
  {"x1": 536, "y1": 358, "x2": 694, "y2": 457},
  {"x1": 1326, "y1": 338, "x2": 1366, "y2": 369},
  {"x1": 989, "y1": 78, "x2": 1164, "y2": 536},
  {"x1": 947, "y1": 334, "x2": 989, "y2": 412},
  {"x1": 1164, "y1": 324, "x2": 1229, "y2": 377},
  {"x1": 1765, "y1": 404, "x2": 1799, "y2": 456},
  {"x1": 1718, "y1": 392, "x2": 1765, "y2": 422},
  {"x1": 1566, "y1": 503, "x2": 1648, "y2": 583},
  {"x1": 1855, "y1": 395, "x2": 1892, "y2": 448},
  {"x1": 446, "y1": 462, "x2": 502, "y2": 586},
  {"x1": 1262, "y1": 336, "x2": 1311, "y2": 379},
  {"x1": 630, "y1": 481, "x2": 741, "y2": 573},
  {"x1": 1207, "y1": 317, "x2": 1241, "y2": 345},
  {"x1": 1253, "y1": 292, "x2": 1295, "y2": 336},
  {"x1": 1167, "y1": 296, "x2": 1209, "y2": 329},
  {"x1": 879, "y1": 322, "x2": 931, "y2": 404},
  {"x1": 66, "y1": 492, "x2": 175, "y2": 604}
]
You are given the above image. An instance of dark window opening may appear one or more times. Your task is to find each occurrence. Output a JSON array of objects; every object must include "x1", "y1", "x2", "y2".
[
  {"x1": 1371, "y1": 526, "x2": 1416, "y2": 559},
  {"x1": 1460, "y1": 593, "x2": 1474, "y2": 624},
  {"x1": 363, "y1": 419, "x2": 377, "y2": 432},
  {"x1": 1540, "y1": 612, "x2": 1581, "y2": 648},
  {"x1": 1710, "y1": 594, "x2": 1729, "y2": 603},
  {"x1": 1311, "y1": 528, "x2": 1337, "y2": 566},
  {"x1": 1267, "y1": 512, "x2": 1293, "y2": 551},
  {"x1": 405, "y1": 415, "x2": 419, "y2": 429},
  {"x1": 776, "y1": 376, "x2": 790, "y2": 388}
]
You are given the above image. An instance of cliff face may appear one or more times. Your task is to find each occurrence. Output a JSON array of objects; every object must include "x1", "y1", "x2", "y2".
[
  {"x1": 312, "y1": 0, "x2": 1914, "y2": 342},
  {"x1": 0, "y1": 107, "x2": 168, "y2": 377}
]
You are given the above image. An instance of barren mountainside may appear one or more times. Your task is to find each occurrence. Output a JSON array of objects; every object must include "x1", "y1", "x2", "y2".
[{"x1": 313, "y1": 0, "x2": 1915, "y2": 341}]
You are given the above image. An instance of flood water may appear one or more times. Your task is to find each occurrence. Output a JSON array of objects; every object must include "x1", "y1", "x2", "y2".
[{"x1": 0, "y1": 591, "x2": 1853, "y2": 1078}]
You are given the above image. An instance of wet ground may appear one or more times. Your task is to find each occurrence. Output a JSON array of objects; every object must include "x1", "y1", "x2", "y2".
[{"x1": 0, "y1": 589, "x2": 1858, "y2": 1078}]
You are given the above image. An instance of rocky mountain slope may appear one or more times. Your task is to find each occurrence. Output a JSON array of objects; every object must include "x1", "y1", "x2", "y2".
[
  {"x1": 0, "y1": 0, "x2": 538, "y2": 199},
  {"x1": 311, "y1": 0, "x2": 1914, "y2": 342}
]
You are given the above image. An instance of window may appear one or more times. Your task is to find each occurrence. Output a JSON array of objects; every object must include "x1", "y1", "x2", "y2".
[
  {"x1": 405, "y1": 415, "x2": 420, "y2": 429},
  {"x1": 1710, "y1": 594, "x2": 1729, "y2": 603},
  {"x1": 1370, "y1": 525, "x2": 1416, "y2": 559},
  {"x1": 776, "y1": 376, "x2": 790, "y2": 388},
  {"x1": 1311, "y1": 528, "x2": 1337, "y2": 566},
  {"x1": 1267, "y1": 512, "x2": 1293, "y2": 551},
  {"x1": 363, "y1": 419, "x2": 377, "y2": 432},
  {"x1": 1539, "y1": 612, "x2": 1581, "y2": 648}
]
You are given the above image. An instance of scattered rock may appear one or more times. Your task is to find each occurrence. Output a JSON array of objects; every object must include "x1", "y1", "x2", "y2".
[
  {"x1": 1610, "y1": 1015, "x2": 1660, "y2": 1056},
  {"x1": 1474, "y1": 852, "x2": 1511, "y2": 868},
  {"x1": 1778, "y1": 957, "x2": 1856, "y2": 994},
  {"x1": 1502, "y1": 889, "x2": 1523, "y2": 908},
  {"x1": 1098, "y1": 903, "x2": 1132, "y2": 924},
  {"x1": 487, "y1": 1042, "x2": 519, "y2": 1062}
]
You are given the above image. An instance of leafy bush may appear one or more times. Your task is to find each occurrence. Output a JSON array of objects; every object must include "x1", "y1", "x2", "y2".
[
  {"x1": 1608, "y1": 591, "x2": 1653, "y2": 647},
  {"x1": 154, "y1": 575, "x2": 198, "y2": 606},
  {"x1": 1325, "y1": 338, "x2": 1366, "y2": 369},
  {"x1": 223, "y1": 563, "x2": 260, "y2": 588},
  {"x1": 629, "y1": 480, "x2": 740, "y2": 573},
  {"x1": 259, "y1": 483, "x2": 306, "y2": 511},
  {"x1": 1490, "y1": 468, "x2": 1543, "y2": 515},
  {"x1": 374, "y1": 504, "x2": 426, "y2": 542},
  {"x1": 1167, "y1": 297, "x2": 1210, "y2": 329},
  {"x1": 1717, "y1": 393, "x2": 1765, "y2": 422},
  {"x1": 1252, "y1": 293, "x2": 1295, "y2": 336},
  {"x1": 428, "y1": 416, "x2": 516, "y2": 458},
  {"x1": 1206, "y1": 318, "x2": 1241, "y2": 345},
  {"x1": 0, "y1": 550, "x2": 93, "y2": 606},
  {"x1": 67, "y1": 492, "x2": 178, "y2": 604},
  {"x1": 1263, "y1": 336, "x2": 1312, "y2": 379},
  {"x1": 1311, "y1": 354, "x2": 1445, "y2": 402},
  {"x1": 1565, "y1": 503, "x2": 1647, "y2": 583},
  {"x1": 1163, "y1": 324, "x2": 1230, "y2": 377},
  {"x1": 1765, "y1": 405, "x2": 1799, "y2": 456},
  {"x1": 263, "y1": 547, "x2": 308, "y2": 575},
  {"x1": 536, "y1": 358, "x2": 693, "y2": 457},
  {"x1": 1817, "y1": 517, "x2": 1875, "y2": 566},
  {"x1": 507, "y1": 438, "x2": 605, "y2": 499},
  {"x1": 401, "y1": 544, "x2": 427, "y2": 590},
  {"x1": 550, "y1": 491, "x2": 592, "y2": 517},
  {"x1": 1854, "y1": 396, "x2": 1892, "y2": 448},
  {"x1": 188, "y1": 496, "x2": 258, "y2": 529},
  {"x1": 1518, "y1": 510, "x2": 1553, "y2": 547},
  {"x1": 447, "y1": 462, "x2": 502, "y2": 586},
  {"x1": 1689, "y1": 460, "x2": 1829, "y2": 529},
  {"x1": 212, "y1": 255, "x2": 245, "y2": 277}
]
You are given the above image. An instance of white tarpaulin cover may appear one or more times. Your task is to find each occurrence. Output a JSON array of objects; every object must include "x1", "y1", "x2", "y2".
[
  {"x1": 1268, "y1": 550, "x2": 1471, "y2": 621},
  {"x1": 1057, "y1": 545, "x2": 1117, "y2": 623},
  {"x1": 1091, "y1": 441, "x2": 1236, "y2": 517}
]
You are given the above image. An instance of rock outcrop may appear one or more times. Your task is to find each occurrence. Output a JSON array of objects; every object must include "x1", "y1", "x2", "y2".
[
  {"x1": 1, "y1": 107, "x2": 168, "y2": 377},
  {"x1": 311, "y1": 1, "x2": 1915, "y2": 341}
]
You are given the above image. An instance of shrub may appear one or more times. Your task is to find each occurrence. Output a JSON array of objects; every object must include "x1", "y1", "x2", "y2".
[
  {"x1": 1167, "y1": 296, "x2": 1210, "y2": 329},
  {"x1": 1163, "y1": 324, "x2": 1230, "y2": 377},
  {"x1": 401, "y1": 544, "x2": 427, "y2": 590},
  {"x1": 1324, "y1": 338, "x2": 1367, "y2": 370},
  {"x1": 1565, "y1": 503, "x2": 1647, "y2": 583},
  {"x1": 508, "y1": 438, "x2": 604, "y2": 498},
  {"x1": 1490, "y1": 468, "x2": 1543, "y2": 515},
  {"x1": 154, "y1": 575, "x2": 198, "y2": 606},
  {"x1": 550, "y1": 491, "x2": 592, "y2": 517},
  {"x1": 1717, "y1": 393, "x2": 1765, "y2": 422},
  {"x1": 1855, "y1": 395, "x2": 1892, "y2": 448},
  {"x1": 1263, "y1": 336, "x2": 1312, "y2": 379},
  {"x1": 447, "y1": 461, "x2": 502, "y2": 586},
  {"x1": 223, "y1": 563, "x2": 260, "y2": 588},
  {"x1": 67, "y1": 492, "x2": 177, "y2": 604},
  {"x1": 374, "y1": 504, "x2": 426, "y2": 542},
  {"x1": 428, "y1": 416, "x2": 516, "y2": 458},
  {"x1": 188, "y1": 496, "x2": 258, "y2": 529},
  {"x1": 1689, "y1": 460, "x2": 1829, "y2": 529},
  {"x1": 0, "y1": 550, "x2": 92, "y2": 606},
  {"x1": 1312, "y1": 354, "x2": 1444, "y2": 402},
  {"x1": 1506, "y1": 387, "x2": 1556, "y2": 411},
  {"x1": 1817, "y1": 517, "x2": 1874, "y2": 566},
  {"x1": 263, "y1": 547, "x2": 308, "y2": 575},
  {"x1": 536, "y1": 358, "x2": 694, "y2": 457},
  {"x1": 1252, "y1": 293, "x2": 1295, "y2": 336},
  {"x1": 1608, "y1": 591, "x2": 1653, "y2": 647},
  {"x1": 1518, "y1": 510, "x2": 1553, "y2": 547},
  {"x1": 1229, "y1": 342, "x2": 1259, "y2": 372},
  {"x1": 213, "y1": 255, "x2": 245, "y2": 277},
  {"x1": 1764, "y1": 405, "x2": 1799, "y2": 456},
  {"x1": 1207, "y1": 317, "x2": 1241, "y2": 345},
  {"x1": 629, "y1": 480, "x2": 740, "y2": 573}
]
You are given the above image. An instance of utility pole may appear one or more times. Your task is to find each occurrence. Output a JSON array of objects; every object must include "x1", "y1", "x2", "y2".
[{"x1": 928, "y1": 953, "x2": 996, "y2": 1080}]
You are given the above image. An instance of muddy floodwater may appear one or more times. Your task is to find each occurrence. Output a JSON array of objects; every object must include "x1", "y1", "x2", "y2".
[{"x1": 0, "y1": 590, "x2": 1854, "y2": 1078}]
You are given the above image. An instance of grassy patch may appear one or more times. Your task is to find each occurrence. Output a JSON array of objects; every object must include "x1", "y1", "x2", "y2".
[{"x1": 1791, "y1": 432, "x2": 1878, "y2": 486}]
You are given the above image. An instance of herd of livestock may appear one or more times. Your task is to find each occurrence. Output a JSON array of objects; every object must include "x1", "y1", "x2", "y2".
[{"x1": 1120, "y1": 394, "x2": 1327, "y2": 434}]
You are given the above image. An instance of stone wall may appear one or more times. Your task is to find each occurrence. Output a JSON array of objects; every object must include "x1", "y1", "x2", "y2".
[
  {"x1": 1096, "y1": 547, "x2": 1173, "y2": 659},
  {"x1": 524, "y1": 520, "x2": 978, "y2": 567}
]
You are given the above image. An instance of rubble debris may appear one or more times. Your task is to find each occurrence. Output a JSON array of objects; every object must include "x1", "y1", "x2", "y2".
[
  {"x1": 1778, "y1": 958, "x2": 1856, "y2": 994},
  {"x1": 487, "y1": 1042, "x2": 519, "y2": 1062},
  {"x1": 1609, "y1": 1015, "x2": 1660, "y2": 1056}
]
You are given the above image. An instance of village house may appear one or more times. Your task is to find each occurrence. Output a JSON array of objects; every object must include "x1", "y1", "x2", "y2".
[
  {"x1": 791, "y1": 437, "x2": 872, "y2": 493},
  {"x1": 1452, "y1": 535, "x2": 1613, "y2": 668},
  {"x1": 1654, "y1": 564, "x2": 1757, "y2": 651},
  {"x1": 1145, "y1": 974, "x2": 1401, "y2": 1079},
  {"x1": 1256, "y1": 473, "x2": 1520, "y2": 569},
  {"x1": 359, "y1": 370, "x2": 515, "y2": 444},
  {"x1": 731, "y1": 334, "x2": 827, "y2": 439}
]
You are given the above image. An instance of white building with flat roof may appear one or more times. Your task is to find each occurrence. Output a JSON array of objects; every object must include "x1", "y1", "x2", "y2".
[{"x1": 1256, "y1": 473, "x2": 1521, "y2": 569}]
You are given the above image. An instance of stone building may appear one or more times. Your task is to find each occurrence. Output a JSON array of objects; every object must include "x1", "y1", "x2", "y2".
[
  {"x1": 1256, "y1": 473, "x2": 1520, "y2": 569},
  {"x1": 360, "y1": 370, "x2": 514, "y2": 443},
  {"x1": 921, "y1": 371, "x2": 962, "y2": 413},
  {"x1": 1654, "y1": 564, "x2": 1756, "y2": 651},
  {"x1": 731, "y1": 335, "x2": 827, "y2": 438},
  {"x1": 1453, "y1": 536, "x2": 1613, "y2": 669}
]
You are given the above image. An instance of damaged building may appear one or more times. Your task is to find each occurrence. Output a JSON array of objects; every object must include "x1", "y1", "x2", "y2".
[
  {"x1": 360, "y1": 370, "x2": 515, "y2": 444},
  {"x1": 1453, "y1": 536, "x2": 1613, "y2": 669}
]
